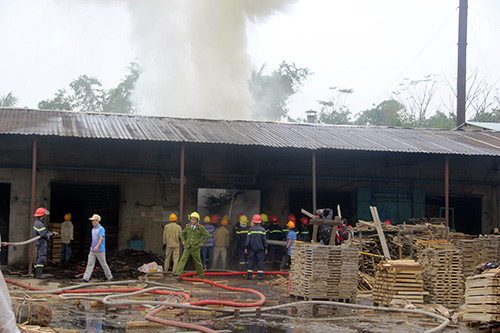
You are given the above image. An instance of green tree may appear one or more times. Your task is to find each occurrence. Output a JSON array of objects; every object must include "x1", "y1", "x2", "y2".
[
  {"x1": 470, "y1": 109, "x2": 500, "y2": 122},
  {"x1": 421, "y1": 111, "x2": 456, "y2": 129},
  {"x1": 248, "y1": 61, "x2": 311, "y2": 121},
  {"x1": 38, "y1": 89, "x2": 73, "y2": 110},
  {"x1": 103, "y1": 62, "x2": 141, "y2": 114},
  {"x1": 355, "y1": 99, "x2": 404, "y2": 126},
  {"x1": 316, "y1": 87, "x2": 353, "y2": 124},
  {"x1": 0, "y1": 92, "x2": 18, "y2": 107},
  {"x1": 38, "y1": 62, "x2": 141, "y2": 114}
]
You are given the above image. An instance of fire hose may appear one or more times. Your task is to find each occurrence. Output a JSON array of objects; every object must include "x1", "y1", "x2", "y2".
[{"x1": 6, "y1": 272, "x2": 450, "y2": 333}]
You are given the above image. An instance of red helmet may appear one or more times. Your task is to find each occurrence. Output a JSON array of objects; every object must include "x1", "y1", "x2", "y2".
[
  {"x1": 251, "y1": 214, "x2": 262, "y2": 223},
  {"x1": 211, "y1": 214, "x2": 220, "y2": 223},
  {"x1": 33, "y1": 207, "x2": 47, "y2": 217},
  {"x1": 269, "y1": 215, "x2": 279, "y2": 222},
  {"x1": 288, "y1": 215, "x2": 296, "y2": 222},
  {"x1": 300, "y1": 217, "x2": 309, "y2": 225}
]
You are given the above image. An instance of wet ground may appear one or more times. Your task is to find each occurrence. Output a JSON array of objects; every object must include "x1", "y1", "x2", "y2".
[{"x1": 5, "y1": 270, "x2": 487, "y2": 333}]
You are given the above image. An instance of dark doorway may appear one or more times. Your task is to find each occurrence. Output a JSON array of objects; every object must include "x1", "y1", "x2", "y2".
[
  {"x1": 0, "y1": 183, "x2": 10, "y2": 265},
  {"x1": 289, "y1": 190, "x2": 353, "y2": 224},
  {"x1": 50, "y1": 184, "x2": 120, "y2": 263},
  {"x1": 425, "y1": 195, "x2": 482, "y2": 235}
]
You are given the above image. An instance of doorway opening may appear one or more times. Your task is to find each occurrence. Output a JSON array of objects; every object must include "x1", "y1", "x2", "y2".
[
  {"x1": 0, "y1": 183, "x2": 11, "y2": 265},
  {"x1": 50, "y1": 183, "x2": 120, "y2": 263}
]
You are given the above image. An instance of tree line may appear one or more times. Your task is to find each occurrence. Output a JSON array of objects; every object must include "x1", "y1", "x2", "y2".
[{"x1": 1, "y1": 61, "x2": 498, "y2": 128}]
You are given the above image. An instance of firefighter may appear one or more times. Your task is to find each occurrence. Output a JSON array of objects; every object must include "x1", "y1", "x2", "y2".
[
  {"x1": 32, "y1": 207, "x2": 58, "y2": 279},
  {"x1": 162, "y1": 213, "x2": 182, "y2": 273},
  {"x1": 267, "y1": 215, "x2": 283, "y2": 269},
  {"x1": 298, "y1": 217, "x2": 311, "y2": 242},
  {"x1": 280, "y1": 221, "x2": 297, "y2": 271},
  {"x1": 174, "y1": 212, "x2": 210, "y2": 279},
  {"x1": 335, "y1": 218, "x2": 353, "y2": 245},
  {"x1": 245, "y1": 214, "x2": 268, "y2": 280},
  {"x1": 234, "y1": 214, "x2": 250, "y2": 269},
  {"x1": 316, "y1": 208, "x2": 334, "y2": 245}
]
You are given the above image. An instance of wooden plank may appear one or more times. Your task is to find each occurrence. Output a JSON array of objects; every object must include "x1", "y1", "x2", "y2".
[{"x1": 370, "y1": 206, "x2": 391, "y2": 260}]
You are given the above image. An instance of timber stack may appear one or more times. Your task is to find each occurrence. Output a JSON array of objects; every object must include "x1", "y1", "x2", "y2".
[
  {"x1": 373, "y1": 259, "x2": 425, "y2": 306},
  {"x1": 418, "y1": 247, "x2": 464, "y2": 308},
  {"x1": 463, "y1": 268, "x2": 500, "y2": 323},
  {"x1": 290, "y1": 243, "x2": 358, "y2": 301}
]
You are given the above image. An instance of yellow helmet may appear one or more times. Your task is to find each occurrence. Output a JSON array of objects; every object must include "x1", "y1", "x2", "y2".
[
  {"x1": 203, "y1": 216, "x2": 211, "y2": 223},
  {"x1": 169, "y1": 213, "x2": 177, "y2": 222},
  {"x1": 64, "y1": 213, "x2": 71, "y2": 221},
  {"x1": 190, "y1": 212, "x2": 200, "y2": 220},
  {"x1": 286, "y1": 221, "x2": 295, "y2": 229},
  {"x1": 221, "y1": 216, "x2": 229, "y2": 226},
  {"x1": 260, "y1": 214, "x2": 268, "y2": 222},
  {"x1": 239, "y1": 215, "x2": 248, "y2": 224}
]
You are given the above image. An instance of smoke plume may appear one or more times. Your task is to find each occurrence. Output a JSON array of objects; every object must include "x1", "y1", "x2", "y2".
[{"x1": 123, "y1": 0, "x2": 298, "y2": 119}]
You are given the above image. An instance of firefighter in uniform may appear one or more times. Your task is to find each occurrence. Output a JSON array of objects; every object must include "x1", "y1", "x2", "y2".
[
  {"x1": 298, "y1": 217, "x2": 312, "y2": 242},
  {"x1": 32, "y1": 207, "x2": 58, "y2": 279},
  {"x1": 245, "y1": 214, "x2": 268, "y2": 280},
  {"x1": 267, "y1": 215, "x2": 283, "y2": 269},
  {"x1": 234, "y1": 215, "x2": 250, "y2": 269}
]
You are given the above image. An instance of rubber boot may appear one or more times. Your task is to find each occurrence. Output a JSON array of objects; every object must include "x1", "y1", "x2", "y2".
[
  {"x1": 245, "y1": 272, "x2": 252, "y2": 280},
  {"x1": 35, "y1": 267, "x2": 47, "y2": 279}
]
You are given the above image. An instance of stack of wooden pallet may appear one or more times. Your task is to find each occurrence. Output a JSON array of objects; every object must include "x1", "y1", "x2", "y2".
[
  {"x1": 290, "y1": 243, "x2": 358, "y2": 301},
  {"x1": 48, "y1": 222, "x2": 62, "y2": 263},
  {"x1": 373, "y1": 259, "x2": 425, "y2": 306},
  {"x1": 464, "y1": 268, "x2": 500, "y2": 323},
  {"x1": 478, "y1": 235, "x2": 500, "y2": 263},
  {"x1": 457, "y1": 240, "x2": 484, "y2": 278},
  {"x1": 458, "y1": 237, "x2": 500, "y2": 278},
  {"x1": 418, "y1": 247, "x2": 464, "y2": 308}
]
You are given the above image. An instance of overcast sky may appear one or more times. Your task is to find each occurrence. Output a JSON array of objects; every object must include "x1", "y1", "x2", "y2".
[{"x1": 1, "y1": 0, "x2": 499, "y2": 120}]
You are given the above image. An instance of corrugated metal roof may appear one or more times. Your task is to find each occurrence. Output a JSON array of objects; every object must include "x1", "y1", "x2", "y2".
[{"x1": 1, "y1": 108, "x2": 499, "y2": 156}]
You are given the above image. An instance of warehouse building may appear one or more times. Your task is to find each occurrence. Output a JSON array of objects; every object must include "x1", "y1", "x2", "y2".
[{"x1": 0, "y1": 108, "x2": 498, "y2": 265}]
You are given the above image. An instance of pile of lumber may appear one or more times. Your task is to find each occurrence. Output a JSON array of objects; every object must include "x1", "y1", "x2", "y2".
[
  {"x1": 463, "y1": 268, "x2": 500, "y2": 323},
  {"x1": 290, "y1": 243, "x2": 358, "y2": 300},
  {"x1": 418, "y1": 247, "x2": 464, "y2": 308},
  {"x1": 458, "y1": 236, "x2": 500, "y2": 278},
  {"x1": 373, "y1": 259, "x2": 425, "y2": 306}
]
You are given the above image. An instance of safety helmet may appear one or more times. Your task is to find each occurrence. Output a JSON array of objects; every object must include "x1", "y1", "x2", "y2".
[
  {"x1": 288, "y1": 215, "x2": 296, "y2": 223},
  {"x1": 239, "y1": 215, "x2": 248, "y2": 224},
  {"x1": 221, "y1": 216, "x2": 229, "y2": 226},
  {"x1": 251, "y1": 214, "x2": 262, "y2": 223},
  {"x1": 211, "y1": 214, "x2": 220, "y2": 224},
  {"x1": 300, "y1": 217, "x2": 309, "y2": 226},
  {"x1": 169, "y1": 213, "x2": 178, "y2": 222},
  {"x1": 190, "y1": 212, "x2": 200, "y2": 220},
  {"x1": 269, "y1": 215, "x2": 279, "y2": 222},
  {"x1": 33, "y1": 207, "x2": 47, "y2": 217},
  {"x1": 286, "y1": 221, "x2": 295, "y2": 229},
  {"x1": 203, "y1": 216, "x2": 211, "y2": 223},
  {"x1": 64, "y1": 213, "x2": 71, "y2": 221},
  {"x1": 260, "y1": 214, "x2": 268, "y2": 222}
]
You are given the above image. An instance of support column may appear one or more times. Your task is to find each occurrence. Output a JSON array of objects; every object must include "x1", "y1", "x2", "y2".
[
  {"x1": 28, "y1": 139, "x2": 37, "y2": 274},
  {"x1": 179, "y1": 145, "x2": 185, "y2": 222},
  {"x1": 445, "y1": 157, "x2": 450, "y2": 242},
  {"x1": 312, "y1": 151, "x2": 318, "y2": 242}
]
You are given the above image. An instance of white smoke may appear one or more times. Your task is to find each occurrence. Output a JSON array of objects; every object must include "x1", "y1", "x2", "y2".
[{"x1": 122, "y1": 0, "x2": 298, "y2": 119}]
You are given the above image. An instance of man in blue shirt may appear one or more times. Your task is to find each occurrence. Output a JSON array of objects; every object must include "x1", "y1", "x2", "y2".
[
  {"x1": 280, "y1": 221, "x2": 297, "y2": 270},
  {"x1": 79, "y1": 214, "x2": 113, "y2": 282}
]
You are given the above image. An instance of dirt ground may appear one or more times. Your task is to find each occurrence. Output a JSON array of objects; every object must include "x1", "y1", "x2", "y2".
[{"x1": 3, "y1": 265, "x2": 488, "y2": 333}]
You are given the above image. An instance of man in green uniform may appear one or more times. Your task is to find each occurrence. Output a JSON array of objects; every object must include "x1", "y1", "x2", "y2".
[{"x1": 174, "y1": 212, "x2": 210, "y2": 279}]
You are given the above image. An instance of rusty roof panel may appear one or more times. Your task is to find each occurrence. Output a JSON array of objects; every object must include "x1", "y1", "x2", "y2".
[{"x1": 0, "y1": 108, "x2": 499, "y2": 156}]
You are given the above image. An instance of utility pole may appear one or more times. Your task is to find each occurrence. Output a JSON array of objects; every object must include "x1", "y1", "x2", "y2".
[{"x1": 457, "y1": 0, "x2": 468, "y2": 126}]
